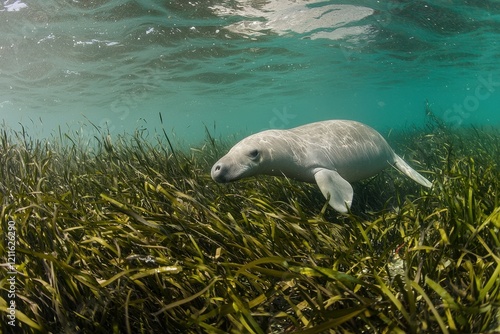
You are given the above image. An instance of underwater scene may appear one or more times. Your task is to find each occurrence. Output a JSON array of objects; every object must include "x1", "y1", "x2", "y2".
[{"x1": 1, "y1": 0, "x2": 499, "y2": 333}]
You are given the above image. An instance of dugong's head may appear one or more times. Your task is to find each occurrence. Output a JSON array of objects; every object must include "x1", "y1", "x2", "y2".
[{"x1": 211, "y1": 130, "x2": 290, "y2": 183}]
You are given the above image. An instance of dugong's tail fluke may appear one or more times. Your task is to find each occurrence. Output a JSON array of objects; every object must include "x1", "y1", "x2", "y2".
[{"x1": 393, "y1": 155, "x2": 432, "y2": 188}]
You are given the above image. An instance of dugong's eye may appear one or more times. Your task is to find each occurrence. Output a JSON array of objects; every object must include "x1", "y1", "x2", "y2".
[{"x1": 248, "y1": 149, "x2": 260, "y2": 160}]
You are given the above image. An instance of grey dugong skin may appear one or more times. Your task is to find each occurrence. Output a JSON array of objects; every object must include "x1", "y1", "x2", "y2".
[{"x1": 211, "y1": 120, "x2": 432, "y2": 213}]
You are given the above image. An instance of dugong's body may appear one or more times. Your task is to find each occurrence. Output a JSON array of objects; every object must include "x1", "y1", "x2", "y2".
[{"x1": 211, "y1": 120, "x2": 432, "y2": 212}]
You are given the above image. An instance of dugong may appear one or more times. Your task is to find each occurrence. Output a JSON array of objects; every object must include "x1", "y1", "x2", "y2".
[{"x1": 211, "y1": 120, "x2": 432, "y2": 213}]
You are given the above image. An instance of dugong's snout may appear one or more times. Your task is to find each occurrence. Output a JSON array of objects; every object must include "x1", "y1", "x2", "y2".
[
  {"x1": 212, "y1": 157, "x2": 251, "y2": 183},
  {"x1": 211, "y1": 161, "x2": 230, "y2": 183}
]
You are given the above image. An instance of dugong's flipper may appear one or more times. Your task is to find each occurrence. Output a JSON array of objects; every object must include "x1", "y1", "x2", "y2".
[
  {"x1": 314, "y1": 169, "x2": 354, "y2": 213},
  {"x1": 393, "y1": 155, "x2": 432, "y2": 188}
]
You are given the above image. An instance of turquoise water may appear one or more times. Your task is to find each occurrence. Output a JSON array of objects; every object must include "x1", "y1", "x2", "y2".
[{"x1": 1, "y1": 0, "x2": 499, "y2": 145}]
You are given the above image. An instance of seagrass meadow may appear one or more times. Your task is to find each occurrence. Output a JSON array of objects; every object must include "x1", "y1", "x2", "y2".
[{"x1": 0, "y1": 115, "x2": 499, "y2": 334}]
